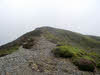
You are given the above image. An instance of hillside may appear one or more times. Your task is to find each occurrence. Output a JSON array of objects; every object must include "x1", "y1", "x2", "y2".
[
  {"x1": 1, "y1": 26, "x2": 100, "y2": 52},
  {"x1": 38, "y1": 27, "x2": 100, "y2": 54},
  {"x1": 0, "y1": 26, "x2": 100, "y2": 75}
]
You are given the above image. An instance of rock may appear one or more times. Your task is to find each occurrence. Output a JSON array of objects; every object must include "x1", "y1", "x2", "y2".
[{"x1": 75, "y1": 58, "x2": 95, "y2": 72}]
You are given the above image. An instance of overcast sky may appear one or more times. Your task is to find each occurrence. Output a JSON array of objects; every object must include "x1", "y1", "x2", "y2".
[{"x1": 0, "y1": 0, "x2": 100, "y2": 45}]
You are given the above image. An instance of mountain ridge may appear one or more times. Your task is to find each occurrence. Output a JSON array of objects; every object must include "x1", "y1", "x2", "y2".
[
  {"x1": 0, "y1": 26, "x2": 100, "y2": 53},
  {"x1": 0, "y1": 26, "x2": 100, "y2": 75}
]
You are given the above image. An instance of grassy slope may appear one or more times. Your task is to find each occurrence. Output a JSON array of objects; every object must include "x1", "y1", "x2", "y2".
[{"x1": 40, "y1": 27, "x2": 100, "y2": 54}]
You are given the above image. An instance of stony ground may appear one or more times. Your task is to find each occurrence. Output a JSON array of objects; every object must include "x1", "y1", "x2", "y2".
[{"x1": 0, "y1": 36, "x2": 99, "y2": 75}]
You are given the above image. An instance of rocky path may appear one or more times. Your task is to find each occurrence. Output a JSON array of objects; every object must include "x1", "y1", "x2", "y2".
[{"x1": 0, "y1": 36, "x2": 99, "y2": 75}]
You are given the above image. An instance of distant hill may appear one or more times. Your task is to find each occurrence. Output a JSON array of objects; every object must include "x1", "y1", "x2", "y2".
[{"x1": 88, "y1": 35, "x2": 100, "y2": 41}]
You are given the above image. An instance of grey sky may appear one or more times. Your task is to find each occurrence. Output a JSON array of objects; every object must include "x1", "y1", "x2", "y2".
[{"x1": 0, "y1": 0, "x2": 100, "y2": 45}]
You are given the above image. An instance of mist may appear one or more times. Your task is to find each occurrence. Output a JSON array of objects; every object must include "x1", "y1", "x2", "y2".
[{"x1": 0, "y1": 0, "x2": 100, "y2": 46}]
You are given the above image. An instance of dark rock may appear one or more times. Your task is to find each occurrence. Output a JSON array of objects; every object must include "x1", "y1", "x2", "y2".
[{"x1": 76, "y1": 58, "x2": 95, "y2": 72}]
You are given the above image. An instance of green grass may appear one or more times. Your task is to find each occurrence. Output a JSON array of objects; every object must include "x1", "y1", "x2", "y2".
[
  {"x1": 52, "y1": 46, "x2": 74, "y2": 57},
  {"x1": 0, "y1": 45, "x2": 19, "y2": 57},
  {"x1": 52, "y1": 45, "x2": 87, "y2": 59},
  {"x1": 82, "y1": 56, "x2": 94, "y2": 62},
  {"x1": 52, "y1": 45, "x2": 92, "y2": 58},
  {"x1": 52, "y1": 45, "x2": 100, "y2": 71}
]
